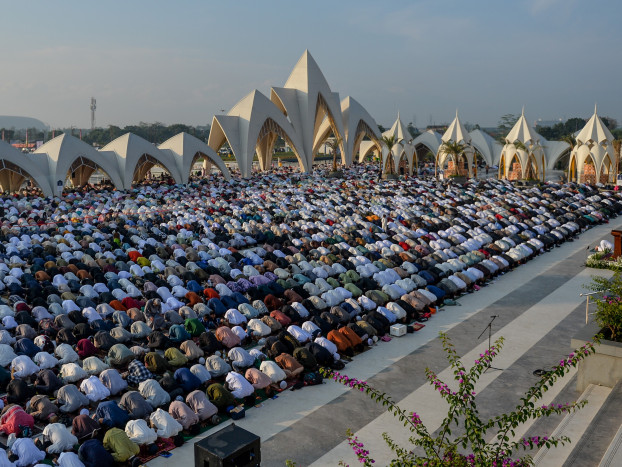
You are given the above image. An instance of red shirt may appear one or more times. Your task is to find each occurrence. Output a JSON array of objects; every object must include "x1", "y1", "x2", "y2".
[{"x1": 0, "y1": 405, "x2": 34, "y2": 435}]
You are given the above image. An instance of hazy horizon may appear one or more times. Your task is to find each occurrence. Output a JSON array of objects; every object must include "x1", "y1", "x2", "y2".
[{"x1": 1, "y1": 0, "x2": 620, "y2": 130}]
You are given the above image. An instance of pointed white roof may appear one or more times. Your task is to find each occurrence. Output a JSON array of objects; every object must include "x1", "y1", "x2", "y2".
[
  {"x1": 442, "y1": 110, "x2": 471, "y2": 144},
  {"x1": 576, "y1": 105, "x2": 614, "y2": 145},
  {"x1": 383, "y1": 113, "x2": 411, "y2": 144},
  {"x1": 284, "y1": 49, "x2": 330, "y2": 93},
  {"x1": 227, "y1": 89, "x2": 269, "y2": 119},
  {"x1": 35, "y1": 132, "x2": 102, "y2": 162},
  {"x1": 505, "y1": 108, "x2": 539, "y2": 145}
]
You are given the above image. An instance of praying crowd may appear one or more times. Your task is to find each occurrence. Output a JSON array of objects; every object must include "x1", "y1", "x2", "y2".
[{"x1": 0, "y1": 162, "x2": 619, "y2": 467}]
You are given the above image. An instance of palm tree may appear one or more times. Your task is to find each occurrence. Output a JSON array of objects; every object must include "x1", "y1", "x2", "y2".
[
  {"x1": 613, "y1": 139, "x2": 621, "y2": 184},
  {"x1": 439, "y1": 140, "x2": 465, "y2": 177},
  {"x1": 560, "y1": 134, "x2": 576, "y2": 150},
  {"x1": 326, "y1": 136, "x2": 342, "y2": 172},
  {"x1": 380, "y1": 135, "x2": 397, "y2": 175}
]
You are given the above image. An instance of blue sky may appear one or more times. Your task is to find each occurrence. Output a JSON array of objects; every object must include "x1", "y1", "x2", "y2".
[{"x1": 1, "y1": 0, "x2": 620, "y2": 129}]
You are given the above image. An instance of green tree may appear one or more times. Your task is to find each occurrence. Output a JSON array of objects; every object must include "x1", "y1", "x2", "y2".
[
  {"x1": 497, "y1": 114, "x2": 519, "y2": 142},
  {"x1": 380, "y1": 134, "x2": 397, "y2": 175},
  {"x1": 601, "y1": 117, "x2": 618, "y2": 131},
  {"x1": 439, "y1": 140, "x2": 466, "y2": 177},
  {"x1": 407, "y1": 123, "x2": 419, "y2": 139},
  {"x1": 564, "y1": 118, "x2": 586, "y2": 134},
  {"x1": 0, "y1": 128, "x2": 15, "y2": 141},
  {"x1": 81, "y1": 122, "x2": 211, "y2": 146},
  {"x1": 560, "y1": 134, "x2": 576, "y2": 150}
]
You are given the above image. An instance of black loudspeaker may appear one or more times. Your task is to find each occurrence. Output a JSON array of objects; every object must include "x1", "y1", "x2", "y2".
[{"x1": 194, "y1": 423, "x2": 261, "y2": 467}]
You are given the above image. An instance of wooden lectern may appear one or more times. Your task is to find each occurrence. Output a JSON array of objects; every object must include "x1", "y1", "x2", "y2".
[{"x1": 611, "y1": 230, "x2": 622, "y2": 258}]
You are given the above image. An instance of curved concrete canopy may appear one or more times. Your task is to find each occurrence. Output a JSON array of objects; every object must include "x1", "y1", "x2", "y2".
[
  {"x1": 159, "y1": 132, "x2": 231, "y2": 182},
  {"x1": 102, "y1": 133, "x2": 183, "y2": 187},
  {"x1": 35, "y1": 133, "x2": 125, "y2": 191},
  {"x1": 208, "y1": 90, "x2": 306, "y2": 177},
  {"x1": 0, "y1": 140, "x2": 54, "y2": 196}
]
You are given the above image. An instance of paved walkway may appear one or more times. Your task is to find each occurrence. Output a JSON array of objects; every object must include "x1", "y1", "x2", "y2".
[{"x1": 148, "y1": 219, "x2": 617, "y2": 467}]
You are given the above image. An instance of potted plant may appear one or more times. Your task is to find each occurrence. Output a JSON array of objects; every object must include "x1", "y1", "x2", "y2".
[
  {"x1": 572, "y1": 272, "x2": 622, "y2": 391},
  {"x1": 588, "y1": 273, "x2": 622, "y2": 340}
]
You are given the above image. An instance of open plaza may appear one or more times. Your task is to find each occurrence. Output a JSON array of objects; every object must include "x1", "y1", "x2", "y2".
[{"x1": 0, "y1": 50, "x2": 620, "y2": 467}]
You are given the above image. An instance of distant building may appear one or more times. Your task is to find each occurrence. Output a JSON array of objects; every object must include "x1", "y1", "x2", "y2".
[
  {"x1": 426, "y1": 124, "x2": 449, "y2": 133},
  {"x1": 0, "y1": 116, "x2": 49, "y2": 131}
]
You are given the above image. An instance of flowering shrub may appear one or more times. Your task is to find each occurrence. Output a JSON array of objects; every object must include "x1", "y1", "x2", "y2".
[
  {"x1": 317, "y1": 332, "x2": 597, "y2": 466},
  {"x1": 586, "y1": 272, "x2": 622, "y2": 340},
  {"x1": 586, "y1": 251, "x2": 622, "y2": 271}
]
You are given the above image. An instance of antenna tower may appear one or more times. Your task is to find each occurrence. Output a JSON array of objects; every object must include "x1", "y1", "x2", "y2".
[{"x1": 90, "y1": 97, "x2": 97, "y2": 130}]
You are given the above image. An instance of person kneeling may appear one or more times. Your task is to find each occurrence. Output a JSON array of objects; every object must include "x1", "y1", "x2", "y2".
[
  {"x1": 169, "y1": 397, "x2": 201, "y2": 435},
  {"x1": 103, "y1": 427, "x2": 141, "y2": 467}
]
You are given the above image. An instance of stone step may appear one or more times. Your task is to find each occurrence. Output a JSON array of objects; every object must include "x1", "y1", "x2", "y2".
[
  {"x1": 533, "y1": 384, "x2": 611, "y2": 466},
  {"x1": 563, "y1": 380, "x2": 622, "y2": 466},
  {"x1": 599, "y1": 425, "x2": 622, "y2": 467}
]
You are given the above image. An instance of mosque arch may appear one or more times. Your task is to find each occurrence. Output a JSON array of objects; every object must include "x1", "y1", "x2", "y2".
[
  {"x1": 0, "y1": 160, "x2": 45, "y2": 194},
  {"x1": 103, "y1": 133, "x2": 183, "y2": 187},
  {"x1": 580, "y1": 154, "x2": 596, "y2": 184},
  {"x1": 414, "y1": 140, "x2": 437, "y2": 156},
  {"x1": 64, "y1": 156, "x2": 119, "y2": 188},
  {"x1": 351, "y1": 120, "x2": 380, "y2": 161},
  {"x1": 544, "y1": 141, "x2": 571, "y2": 171},
  {"x1": 0, "y1": 141, "x2": 53, "y2": 196},
  {"x1": 568, "y1": 155, "x2": 577, "y2": 182},
  {"x1": 408, "y1": 146, "x2": 418, "y2": 174},
  {"x1": 189, "y1": 148, "x2": 230, "y2": 181},
  {"x1": 188, "y1": 152, "x2": 208, "y2": 178},
  {"x1": 358, "y1": 140, "x2": 382, "y2": 162},
  {"x1": 131, "y1": 153, "x2": 176, "y2": 184},
  {"x1": 498, "y1": 154, "x2": 506, "y2": 179},
  {"x1": 524, "y1": 153, "x2": 539, "y2": 180},
  {"x1": 158, "y1": 132, "x2": 232, "y2": 182},
  {"x1": 40, "y1": 135, "x2": 125, "y2": 191},
  {"x1": 312, "y1": 93, "x2": 346, "y2": 165},
  {"x1": 414, "y1": 143, "x2": 435, "y2": 164},
  {"x1": 507, "y1": 154, "x2": 523, "y2": 180},
  {"x1": 398, "y1": 153, "x2": 409, "y2": 175},
  {"x1": 600, "y1": 154, "x2": 613, "y2": 184},
  {"x1": 473, "y1": 149, "x2": 486, "y2": 168},
  {"x1": 186, "y1": 151, "x2": 232, "y2": 180},
  {"x1": 255, "y1": 117, "x2": 307, "y2": 172},
  {"x1": 412, "y1": 131, "x2": 442, "y2": 156},
  {"x1": 340, "y1": 96, "x2": 381, "y2": 165},
  {"x1": 549, "y1": 146, "x2": 572, "y2": 169}
]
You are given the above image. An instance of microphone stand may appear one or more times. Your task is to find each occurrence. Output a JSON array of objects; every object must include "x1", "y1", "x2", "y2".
[{"x1": 477, "y1": 315, "x2": 503, "y2": 372}]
